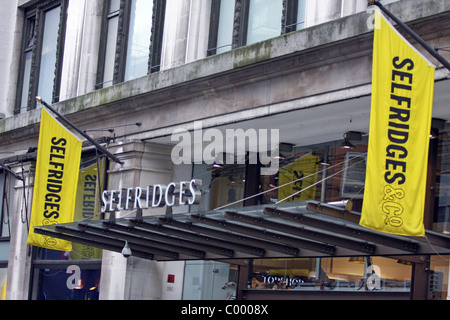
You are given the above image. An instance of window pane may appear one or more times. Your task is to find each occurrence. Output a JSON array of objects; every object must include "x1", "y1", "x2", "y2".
[
  {"x1": 37, "y1": 6, "x2": 61, "y2": 105},
  {"x1": 247, "y1": 0, "x2": 282, "y2": 45},
  {"x1": 109, "y1": 0, "x2": 120, "y2": 13},
  {"x1": 124, "y1": 0, "x2": 153, "y2": 81},
  {"x1": 19, "y1": 51, "x2": 32, "y2": 112},
  {"x1": 102, "y1": 16, "x2": 119, "y2": 88},
  {"x1": 297, "y1": 0, "x2": 306, "y2": 30},
  {"x1": 216, "y1": 0, "x2": 235, "y2": 54}
]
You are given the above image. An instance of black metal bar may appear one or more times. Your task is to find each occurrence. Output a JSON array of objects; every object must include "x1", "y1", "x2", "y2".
[
  {"x1": 36, "y1": 97, "x2": 124, "y2": 165},
  {"x1": 370, "y1": 0, "x2": 450, "y2": 71},
  {"x1": 0, "y1": 163, "x2": 23, "y2": 181},
  {"x1": 190, "y1": 215, "x2": 301, "y2": 257},
  {"x1": 105, "y1": 221, "x2": 235, "y2": 258},
  {"x1": 158, "y1": 217, "x2": 266, "y2": 257},
  {"x1": 130, "y1": 219, "x2": 255, "y2": 259},
  {"x1": 33, "y1": 226, "x2": 154, "y2": 260},
  {"x1": 223, "y1": 211, "x2": 374, "y2": 255},
  {"x1": 266, "y1": 207, "x2": 420, "y2": 254}
]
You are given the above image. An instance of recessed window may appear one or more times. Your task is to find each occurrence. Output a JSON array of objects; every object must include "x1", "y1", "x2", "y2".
[
  {"x1": 96, "y1": 0, "x2": 166, "y2": 89},
  {"x1": 15, "y1": 1, "x2": 67, "y2": 114}
]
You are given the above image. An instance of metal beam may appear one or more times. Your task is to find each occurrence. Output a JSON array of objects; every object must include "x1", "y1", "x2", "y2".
[
  {"x1": 267, "y1": 206, "x2": 421, "y2": 254},
  {"x1": 103, "y1": 221, "x2": 235, "y2": 259},
  {"x1": 190, "y1": 215, "x2": 301, "y2": 257},
  {"x1": 190, "y1": 214, "x2": 338, "y2": 256},
  {"x1": 370, "y1": 0, "x2": 450, "y2": 72},
  {"x1": 33, "y1": 227, "x2": 154, "y2": 260},
  {"x1": 223, "y1": 211, "x2": 375, "y2": 255},
  {"x1": 158, "y1": 217, "x2": 267, "y2": 257},
  {"x1": 78, "y1": 223, "x2": 206, "y2": 260},
  {"x1": 130, "y1": 219, "x2": 263, "y2": 259},
  {"x1": 56, "y1": 225, "x2": 179, "y2": 260}
]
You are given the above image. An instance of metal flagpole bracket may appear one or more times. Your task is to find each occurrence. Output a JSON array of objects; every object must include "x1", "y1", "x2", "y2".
[
  {"x1": 36, "y1": 97, "x2": 124, "y2": 165},
  {"x1": 368, "y1": 0, "x2": 450, "y2": 72}
]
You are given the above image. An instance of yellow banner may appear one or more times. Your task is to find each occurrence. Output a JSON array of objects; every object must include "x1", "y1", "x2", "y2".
[
  {"x1": 70, "y1": 160, "x2": 105, "y2": 259},
  {"x1": 27, "y1": 108, "x2": 82, "y2": 251},
  {"x1": 278, "y1": 154, "x2": 319, "y2": 202},
  {"x1": 360, "y1": 9, "x2": 435, "y2": 236}
]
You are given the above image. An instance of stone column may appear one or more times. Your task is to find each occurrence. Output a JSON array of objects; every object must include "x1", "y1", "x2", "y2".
[{"x1": 98, "y1": 140, "x2": 175, "y2": 300}]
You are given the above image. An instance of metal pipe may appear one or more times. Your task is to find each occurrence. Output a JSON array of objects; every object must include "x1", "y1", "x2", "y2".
[{"x1": 370, "y1": 0, "x2": 450, "y2": 72}]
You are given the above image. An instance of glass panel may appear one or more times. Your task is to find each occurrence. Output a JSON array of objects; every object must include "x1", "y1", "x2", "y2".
[
  {"x1": 182, "y1": 261, "x2": 238, "y2": 300},
  {"x1": 297, "y1": 0, "x2": 306, "y2": 30},
  {"x1": 102, "y1": 16, "x2": 119, "y2": 88},
  {"x1": 37, "y1": 5, "x2": 61, "y2": 105},
  {"x1": 19, "y1": 51, "x2": 32, "y2": 112},
  {"x1": 435, "y1": 126, "x2": 450, "y2": 234},
  {"x1": 429, "y1": 255, "x2": 449, "y2": 300},
  {"x1": 209, "y1": 164, "x2": 246, "y2": 210},
  {"x1": 18, "y1": 17, "x2": 35, "y2": 112},
  {"x1": 216, "y1": 0, "x2": 235, "y2": 54},
  {"x1": 124, "y1": 0, "x2": 153, "y2": 81},
  {"x1": 368, "y1": 257, "x2": 411, "y2": 292},
  {"x1": 246, "y1": 0, "x2": 283, "y2": 45},
  {"x1": 109, "y1": 0, "x2": 120, "y2": 13},
  {"x1": 260, "y1": 150, "x2": 324, "y2": 205}
]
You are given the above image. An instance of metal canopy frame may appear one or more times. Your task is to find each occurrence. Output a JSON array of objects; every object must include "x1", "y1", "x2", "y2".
[{"x1": 33, "y1": 201, "x2": 450, "y2": 261}]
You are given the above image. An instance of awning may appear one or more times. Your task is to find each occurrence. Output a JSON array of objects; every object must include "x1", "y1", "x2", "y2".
[{"x1": 33, "y1": 201, "x2": 450, "y2": 261}]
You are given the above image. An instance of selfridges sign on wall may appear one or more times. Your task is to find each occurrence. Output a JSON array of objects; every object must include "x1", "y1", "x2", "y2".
[{"x1": 101, "y1": 179, "x2": 202, "y2": 213}]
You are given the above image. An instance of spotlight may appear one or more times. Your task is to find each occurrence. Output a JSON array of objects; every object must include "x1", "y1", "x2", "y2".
[{"x1": 341, "y1": 131, "x2": 362, "y2": 149}]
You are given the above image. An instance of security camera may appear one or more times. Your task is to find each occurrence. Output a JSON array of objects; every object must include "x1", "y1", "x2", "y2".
[{"x1": 121, "y1": 241, "x2": 132, "y2": 258}]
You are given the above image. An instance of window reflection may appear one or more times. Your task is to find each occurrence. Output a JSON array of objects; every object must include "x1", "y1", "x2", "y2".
[{"x1": 249, "y1": 256, "x2": 412, "y2": 292}]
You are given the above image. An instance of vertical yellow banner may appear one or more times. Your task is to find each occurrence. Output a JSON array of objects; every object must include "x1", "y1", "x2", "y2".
[
  {"x1": 70, "y1": 160, "x2": 105, "y2": 259},
  {"x1": 27, "y1": 108, "x2": 82, "y2": 251},
  {"x1": 278, "y1": 154, "x2": 319, "y2": 202},
  {"x1": 360, "y1": 9, "x2": 435, "y2": 236}
]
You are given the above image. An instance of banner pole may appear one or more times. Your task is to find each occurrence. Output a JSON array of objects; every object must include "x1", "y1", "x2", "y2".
[
  {"x1": 36, "y1": 97, "x2": 124, "y2": 165},
  {"x1": 370, "y1": 0, "x2": 450, "y2": 72}
]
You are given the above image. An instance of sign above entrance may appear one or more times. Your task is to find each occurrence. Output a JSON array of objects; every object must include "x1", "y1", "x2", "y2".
[{"x1": 101, "y1": 179, "x2": 202, "y2": 213}]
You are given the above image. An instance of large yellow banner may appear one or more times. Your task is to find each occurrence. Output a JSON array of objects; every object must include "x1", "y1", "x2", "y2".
[
  {"x1": 360, "y1": 9, "x2": 435, "y2": 236},
  {"x1": 27, "y1": 108, "x2": 82, "y2": 251}
]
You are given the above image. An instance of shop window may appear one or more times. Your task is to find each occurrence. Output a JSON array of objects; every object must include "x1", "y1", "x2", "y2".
[
  {"x1": 429, "y1": 255, "x2": 449, "y2": 300},
  {"x1": 15, "y1": 0, "x2": 68, "y2": 114},
  {"x1": 249, "y1": 256, "x2": 411, "y2": 293},
  {"x1": 250, "y1": 258, "x2": 318, "y2": 289},
  {"x1": 30, "y1": 156, "x2": 107, "y2": 300},
  {"x1": 434, "y1": 125, "x2": 450, "y2": 234},
  {"x1": 96, "y1": 0, "x2": 166, "y2": 89},
  {"x1": 192, "y1": 163, "x2": 246, "y2": 211},
  {"x1": 207, "y1": 0, "x2": 306, "y2": 56}
]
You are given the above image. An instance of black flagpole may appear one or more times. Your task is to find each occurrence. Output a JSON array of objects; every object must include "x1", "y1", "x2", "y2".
[
  {"x1": 369, "y1": 0, "x2": 450, "y2": 72},
  {"x1": 36, "y1": 97, "x2": 124, "y2": 165}
]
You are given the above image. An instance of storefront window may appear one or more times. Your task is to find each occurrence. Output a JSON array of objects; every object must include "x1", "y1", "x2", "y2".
[
  {"x1": 249, "y1": 256, "x2": 411, "y2": 293},
  {"x1": 429, "y1": 255, "x2": 450, "y2": 300},
  {"x1": 192, "y1": 163, "x2": 246, "y2": 211},
  {"x1": 435, "y1": 125, "x2": 450, "y2": 234}
]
